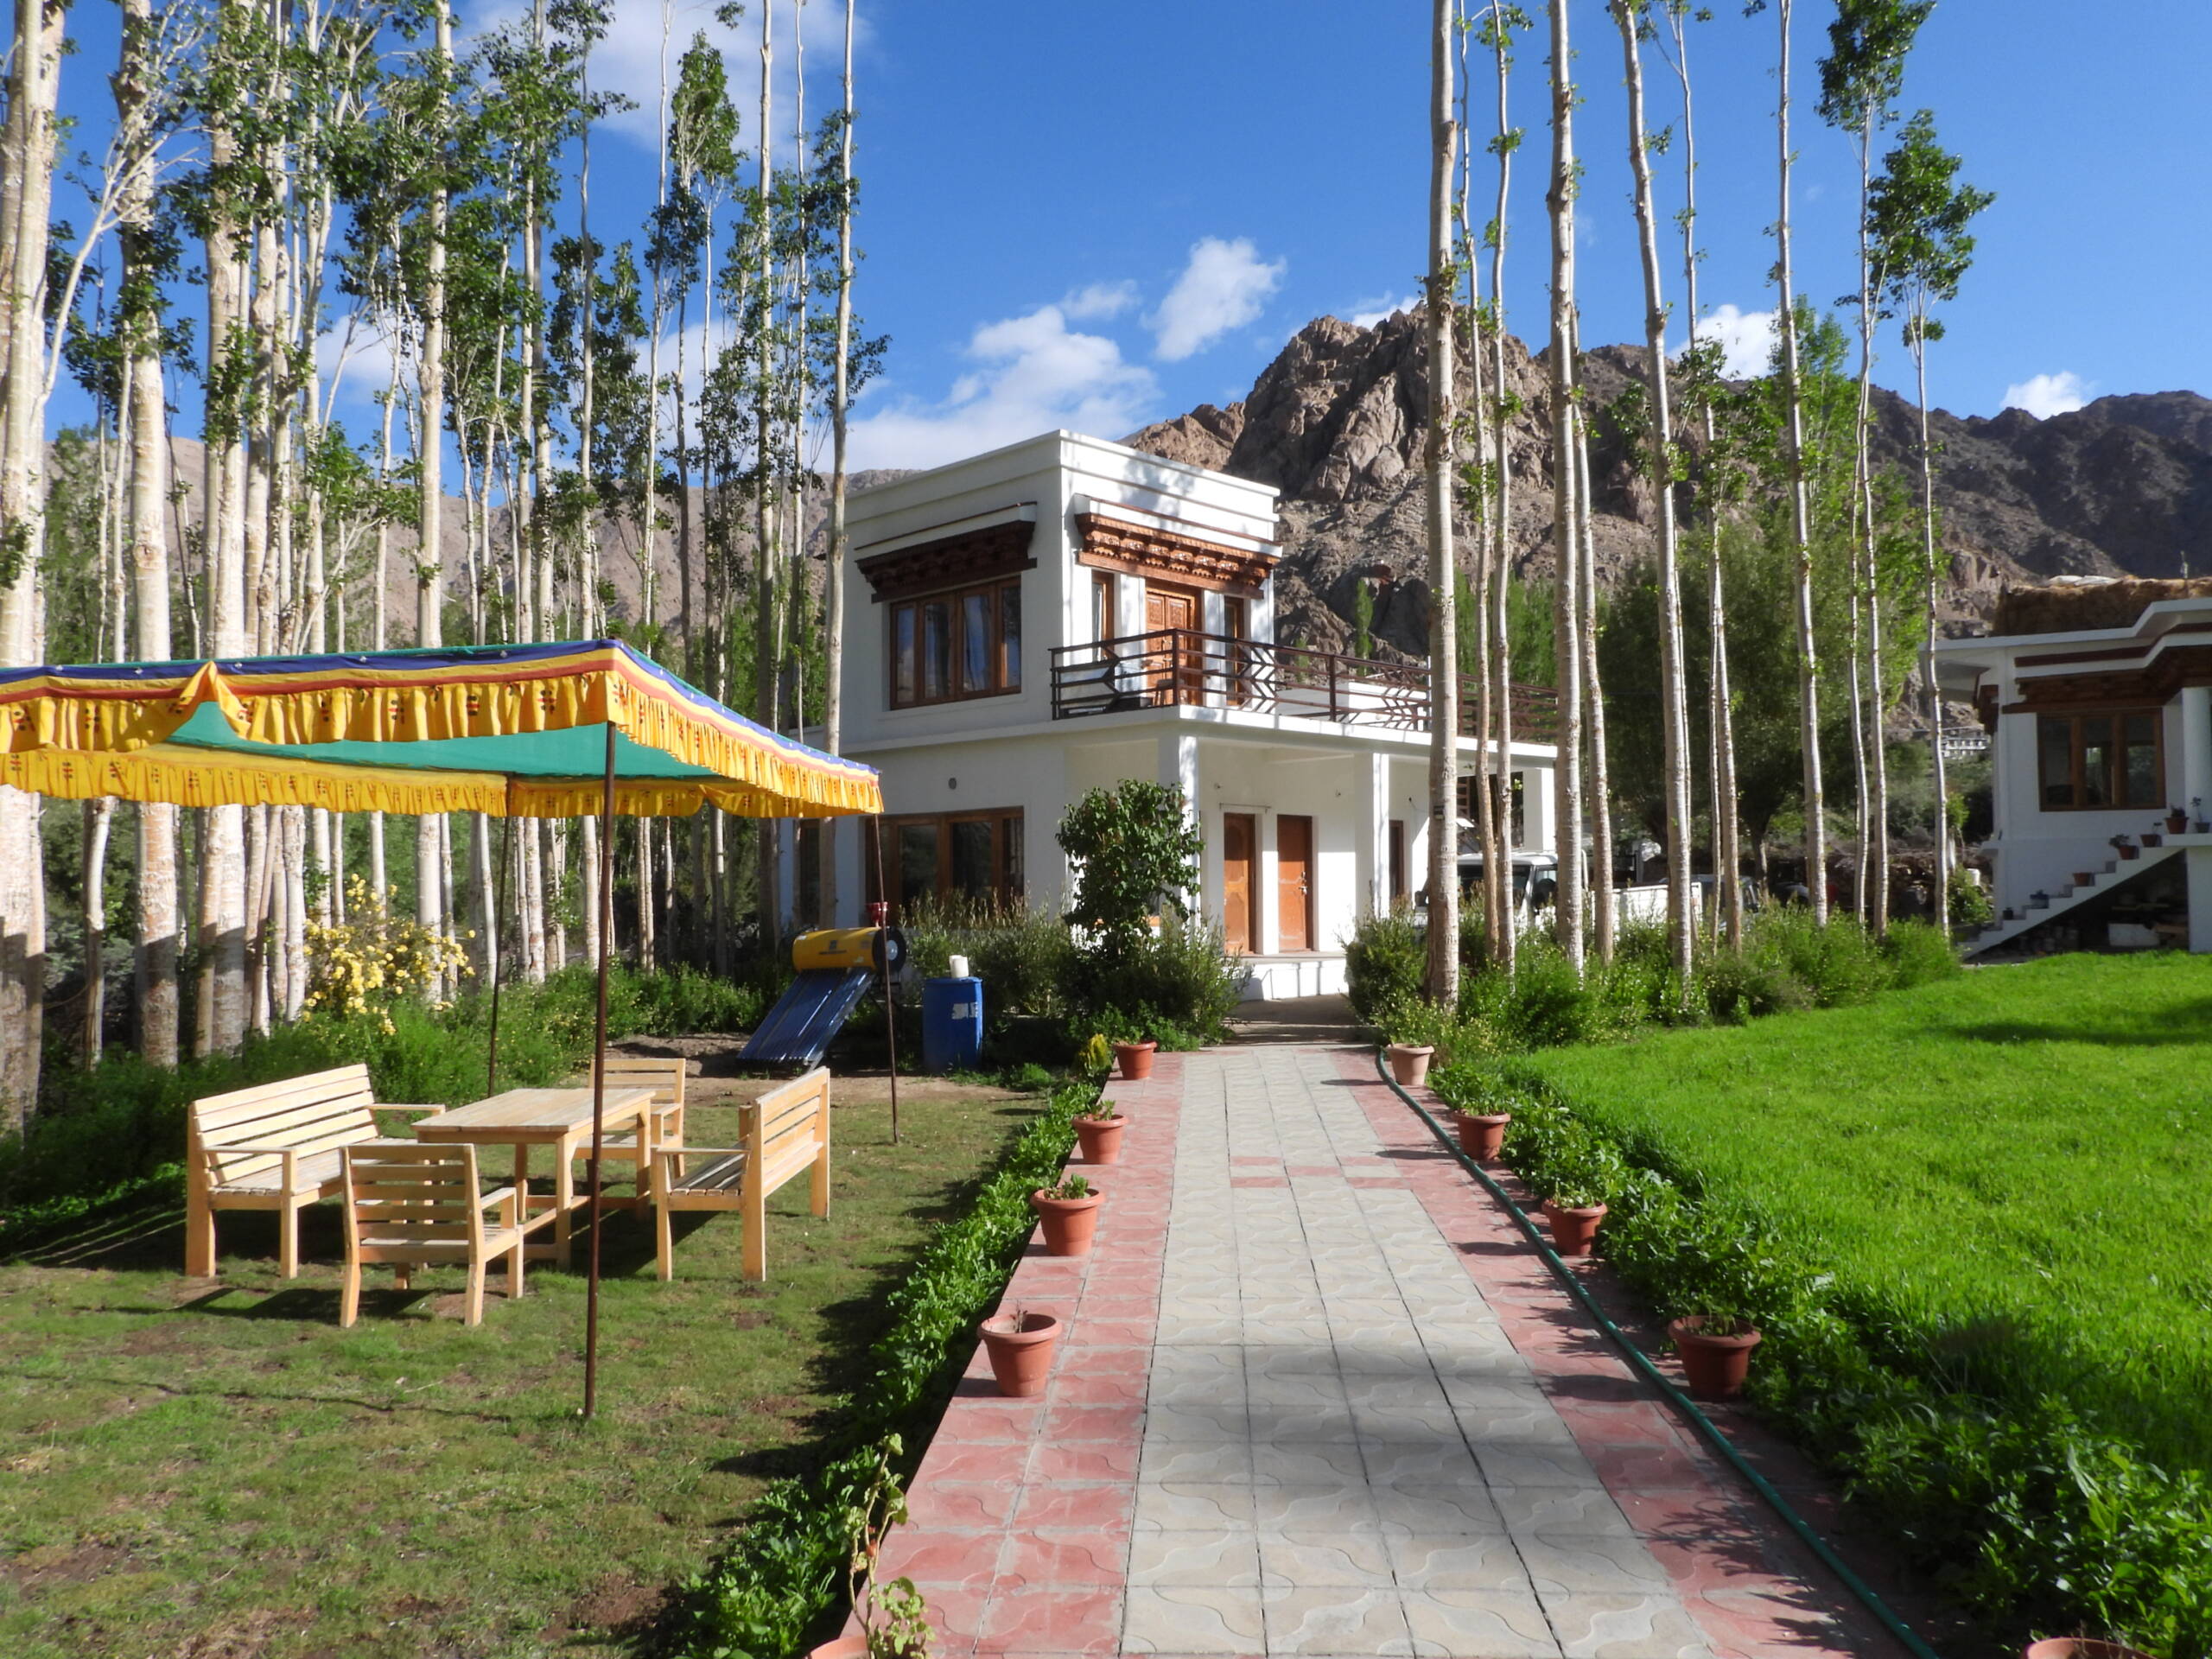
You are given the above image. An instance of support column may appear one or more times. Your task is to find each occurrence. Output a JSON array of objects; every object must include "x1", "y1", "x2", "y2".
[
  {"x1": 2180, "y1": 685, "x2": 2210, "y2": 817},
  {"x1": 1355, "y1": 752, "x2": 1389, "y2": 920},
  {"x1": 1158, "y1": 730, "x2": 1200, "y2": 918},
  {"x1": 2190, "y1": 849, "x2": 2212, "y2": 956}
]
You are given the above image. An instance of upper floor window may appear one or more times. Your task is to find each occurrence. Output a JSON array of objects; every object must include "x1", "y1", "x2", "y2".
[
  {"x1": 2037, "y1": 711, "x2": 2162, "y2": 810},
  {"x1": 890, "y1": 577, "x2": 1021, "y2": 708}
]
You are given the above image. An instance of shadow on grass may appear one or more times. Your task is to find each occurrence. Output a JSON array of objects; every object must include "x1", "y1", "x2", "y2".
[{"x1": 1951, "y1": 998, "x2": 2212, "y2": 1047}]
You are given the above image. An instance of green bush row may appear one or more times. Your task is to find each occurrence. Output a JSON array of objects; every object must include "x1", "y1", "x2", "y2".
[
  {"x1": 1356, "y1": 909, "x2": 1960, "y2": 1057},
  {"x1": 678, "y1": 1077, "x2": 1093, "y2": 1658},
  {"x1": 1427, "y1": 1059, "x2": 2212, "y2": 1658},
  {"x1": 2, "y1": 964, "x2": 764, "y2": 1233}
]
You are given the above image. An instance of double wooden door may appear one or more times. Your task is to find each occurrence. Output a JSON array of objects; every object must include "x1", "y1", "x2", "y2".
[
  {"x1": 1144, "y1": 582, "x2": 1204, "y2": 702},
  {"x1": 1221, "y1": 811, "x2": 1315, "y2": 953}
]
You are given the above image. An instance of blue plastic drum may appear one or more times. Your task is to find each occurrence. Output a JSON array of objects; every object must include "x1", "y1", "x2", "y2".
[{"x1": 919, "y1": 976, "x2": 984, "y2": 1074}]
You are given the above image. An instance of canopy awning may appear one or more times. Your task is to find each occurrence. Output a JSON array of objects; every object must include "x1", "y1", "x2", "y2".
[{"x1": 0, "y1": 639, "x2": 880, "y2": 818}]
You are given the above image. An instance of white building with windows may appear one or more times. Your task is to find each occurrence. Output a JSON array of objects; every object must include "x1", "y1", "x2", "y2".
[
  {"x1": 1933, "y1": 580, "x2": 2212, "y2": 956},
  {"x1": 824, "y1": 429, "x2": 1560, "y2": 999}
]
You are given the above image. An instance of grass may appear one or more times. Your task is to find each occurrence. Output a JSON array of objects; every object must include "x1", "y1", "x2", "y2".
[
  {"x1": 1522, "y1": 950, "x2": 2212, "y2": 1473},
  {"x1": 0, "y1": 1081, "x2": 1044, "y2": 1659}
]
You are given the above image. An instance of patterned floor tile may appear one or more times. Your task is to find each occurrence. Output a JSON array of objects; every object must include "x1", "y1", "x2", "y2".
[
  {"x1": 1122, "y1": 1586, "x2": 1270, "y2": 1654},
  {"x1": 1258, "y1": 1585, "x2": 1415, "y2": 1656}
]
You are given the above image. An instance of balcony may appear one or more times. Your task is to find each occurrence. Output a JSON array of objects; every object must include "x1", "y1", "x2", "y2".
[{"x1": 1048, "y1": 629, "x2": 1559, "y2": 741}]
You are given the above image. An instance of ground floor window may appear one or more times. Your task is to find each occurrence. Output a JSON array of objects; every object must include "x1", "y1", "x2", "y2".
[
  {"x1": 2037, "y1": 711, "x2": 2163, "y2": 810},
  {"x1": 867, "y1": 809, "x2": 1025, "y2": 918},
  {"x1": 1388, "y1": 819, "x2": 1408, "y2": 905}
]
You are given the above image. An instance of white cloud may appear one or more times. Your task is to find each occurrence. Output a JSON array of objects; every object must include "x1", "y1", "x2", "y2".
[
  {"x1": 844, "y1": 302, "x2": 1160, "y2": 470},
  {"x1": 1348, "y1": 292, "x2": 1419, "y2": 329},
  {"x1": 314, "y1": 317, "x2": 405, "y2": 412},
  {"x1": 466, "y1": 0, "x2": 856, "y2": 152},
  {"x1": 2003, "y1": 372, "x2": 2091, "y2": 419},
  {"x1": 1147, "y1": 237, "x2": 1286, "y2": 362},
  {"x1": 1676, "y1": 302, "x2": 1777, "y2": 379},
  {"x1": 1060, "y1": 281, "x2": 1138, "y2": 322}
]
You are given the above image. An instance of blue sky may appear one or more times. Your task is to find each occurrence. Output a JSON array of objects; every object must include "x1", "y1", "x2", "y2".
[{"x1": 47, "y1": 0, "x2": 2212, "y2": 468}]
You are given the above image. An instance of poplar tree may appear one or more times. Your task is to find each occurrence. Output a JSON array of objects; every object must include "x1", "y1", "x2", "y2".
[
  {"x1": 1870, "y1": 109, "x2": 1988, "y2": 928},
  {"x1": 1611, "y1": 0, "x2": 1694, "y2": 979},
  {"x1": 1820, "y1": 0, "x2": 1927, "y2": 931},
  {"x1": 1544, "y1": 0, "x2": 1586, "y2": 972},
  {"x1": 1751, "y1": 0, "x2": 1826, "y2": 920},
  {"x1": 1423, "y1": 0, "x2": 1460, "y2": 1005},
  {"x1": 822, "y1": 0, "x2": 857, "y2": 928}
]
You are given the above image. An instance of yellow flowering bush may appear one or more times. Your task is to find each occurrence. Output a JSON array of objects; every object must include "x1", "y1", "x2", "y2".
[{"x1": 302, "y1": 877, "x2": 474, "y2": 1028}]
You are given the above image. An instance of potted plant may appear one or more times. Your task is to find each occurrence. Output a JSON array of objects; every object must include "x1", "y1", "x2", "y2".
[
  {"x1": 2166, "y1": 804, "x2": 2190, "y2": 835},
  {"x1": 2022, "y1": 1642, "x2": 2156, "y2": 1659},
  {"x1": 1541, "y1": 1185, "x2": 1608, "y2": 1258},
  {"x1": 2071, "y1": 871, "x2": 2096, "y2": 888},
  {"x1": 1667, "y1": 1306, "x2": 1764, "y2": 1400},
  {"x1": 2112, "y1": 834, "x2": 2139, "y2": 861},
  {"x1": 1387, "y1": 1042, "x2": 1436, "y2": 1086},
  {"x1": 1111, "y1": 1039, "x2": 1157, "y2": 1081},
  {"x1": 1072, "y1": 1101, "x2": 1126, "y2": 1165},
  {"x1": 979, "y1": 1306, "x2": 1063, "y2": 1397},
  {"x1": 2194, "y1": 798, "x2": 2209, "y2": 835},
  {"x1": 1031, "y1": 1174, "x2": 1103, "y2": 1255},
  {"x1": 1455, "y1": 1105, "x2": 1511, "y2": 1162},
  {"x1": 2141, "y1": 830, "x2": 2163, "y2": 848}
]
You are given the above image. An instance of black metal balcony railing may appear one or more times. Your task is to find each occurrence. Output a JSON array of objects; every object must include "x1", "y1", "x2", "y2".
[{"x1": 1048, "y1": 628, "x2": 1560, "y2": 741}]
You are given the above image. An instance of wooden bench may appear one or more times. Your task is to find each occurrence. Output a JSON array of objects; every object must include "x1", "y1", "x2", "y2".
[
  {"x1": 652, "y1": 1066, "x2": 831, "y2": 1282},
  {"x1": 187, "y1": 1065, "x2": 439, "y2": 1278},
  {"x1": 340, "y1": 1142, "x2": 526, "y2": 1327},
  {"x1": 572, "y1": 1057, "x2": 688, "y2": 1205}
]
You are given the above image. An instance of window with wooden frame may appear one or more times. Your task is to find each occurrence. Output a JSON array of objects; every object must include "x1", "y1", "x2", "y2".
[
  {"x1": 2037, "y1": 711, "x2": 2163, "y2": 810},
  {"x1": 887, "y1": 577, "x2": 1022, "y2": 709},
  {"x1": 867, "y1": 810, "x2": 1026, "y2": 918}
]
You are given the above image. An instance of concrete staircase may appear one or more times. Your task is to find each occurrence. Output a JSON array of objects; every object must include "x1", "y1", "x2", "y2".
[{"x1": 1963, "y1": 838, "x2": 2190, "y2": 958}]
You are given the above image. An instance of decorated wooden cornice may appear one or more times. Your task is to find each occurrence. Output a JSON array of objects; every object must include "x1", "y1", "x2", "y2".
[
  {"x1": 2000, "y1": 643, "x2": 2212, "y2": 715},
  {"x1": 856, "y1": 515, "x2": 1038, "y2": 602},
  {"x1": 1075, "y1": 512, "x2": 1277, "y2": 596}
]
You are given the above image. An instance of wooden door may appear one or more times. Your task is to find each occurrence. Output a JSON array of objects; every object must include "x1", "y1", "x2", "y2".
[
  {"x1": 1144, "y1": 583, "x2": 1202, "y2": 702},
  {"x1": 1277, "y1": 814, "x2": 1314, "y2": 951},
  {"x1": 1222, "y1": 813, "x2": 1255, "y2": 954}
]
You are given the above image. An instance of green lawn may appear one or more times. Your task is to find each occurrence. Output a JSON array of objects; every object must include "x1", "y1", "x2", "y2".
[
  {"x1": 1524, "y1": 951, "x2": 2212, "y2": 1471},
  {"x1": 0, "y1": 1082, "x2": 1041, "y2": 1658}
]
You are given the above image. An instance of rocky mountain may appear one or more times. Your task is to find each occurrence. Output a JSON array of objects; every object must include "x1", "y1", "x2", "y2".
[{"x1": 1123, "y1": 308, "x2": 2212, "y2": 658}]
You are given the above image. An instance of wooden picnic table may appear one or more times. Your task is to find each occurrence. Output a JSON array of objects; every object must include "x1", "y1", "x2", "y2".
[{"x1": 414, "y1": 1087, "x2": 656, "y2": 1266}]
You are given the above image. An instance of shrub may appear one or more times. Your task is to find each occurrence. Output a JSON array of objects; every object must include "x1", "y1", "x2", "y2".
[
  {"x1": 901, "y1": 896, "x2": 1077, "y2": 1021},
  {"x1": 1879, "y1": 918, "x2": 1962, "y2": 991},
  {"x1": 1752, "y1": 909, "x2": 1892, "y2": 1007},
  {"x1": 1344, "y1": 908, "x2": 1425, "y2": 1020},
  {"x1": 1374, "y1": 994, "x2": 1499, "y2": 1067},
  {"x1": 1056, "y1": 781, "x2": 1205, "y2": 962},
  {"x1": 1074, "y1": 917, "x2": 1242, "y2": 1049},
  {"x1": 1948, "y1": 875, "x2": 1994, "y2": 930}
]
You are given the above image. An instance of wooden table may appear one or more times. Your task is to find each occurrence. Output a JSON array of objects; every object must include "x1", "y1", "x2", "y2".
[{"x1": 414, "y1": 1087, "x2": 656, "y2": 1266}]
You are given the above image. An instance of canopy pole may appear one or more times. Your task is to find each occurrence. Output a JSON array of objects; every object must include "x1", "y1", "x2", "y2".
[
  {"x1": 870, "y1": 813, "x2": 900, "y2": 1147},
  {"x1": 584, "y1": 724, "x2": 615, "y2": 1420},
  {"x1": 486, "y1": 814, "x2": 512, "y2": 1098}
]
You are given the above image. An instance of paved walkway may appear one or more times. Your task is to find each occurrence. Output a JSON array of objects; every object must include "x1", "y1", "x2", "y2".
[{"x1": 871, "y1": 1047, "x2": 1913, "y2": 1658}]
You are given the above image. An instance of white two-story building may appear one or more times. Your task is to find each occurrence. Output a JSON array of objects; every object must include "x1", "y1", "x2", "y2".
[
  {"x1": 823, "y1": 429, "x2": 1560, "y2": 999},
  {"x1": 1933, "y1": 578, "x2": 2212, "y2": 956}
]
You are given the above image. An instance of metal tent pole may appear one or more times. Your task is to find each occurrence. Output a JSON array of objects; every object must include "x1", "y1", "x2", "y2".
[
  {"x1": 486, "y1": 814, "x2": 512, "y2": 1098},
  {"x1": 870, "y1": 813, "x2": 900, "y2": 1146},
  {"x1": 584, "y1": 724, "x2": 615, "y2": 1420}
]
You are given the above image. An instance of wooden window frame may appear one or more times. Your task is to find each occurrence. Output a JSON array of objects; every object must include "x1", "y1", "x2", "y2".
[
  {"x1": 868, "y1": 809, "x2": 1027, "y2": 918},
  {"x1": 2035, "y1": 709, "x2": 2165, "y2": 811},
  {"x1": 887, "y1": 575, "x2": 1022, "y2": 709}
]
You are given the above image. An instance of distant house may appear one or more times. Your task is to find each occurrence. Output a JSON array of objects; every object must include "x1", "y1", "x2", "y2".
[
  {"x1": 1933, "y1": 578, "x2": 2212, "y2": 955},
  {"x1": 822, "y1": 429, "x2": 1560, "y2": 999}
]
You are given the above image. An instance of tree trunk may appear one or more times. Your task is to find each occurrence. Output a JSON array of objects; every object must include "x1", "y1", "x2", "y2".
[
  {"x1": 1544, "y1": 0, "x2": 1585, "y2": 974},
  {"x1": 1613, "y1": 2, "x2": 1694, "y2": 982},
  {"x1": 822, "y1": 0, "x2": 858, "y2": 930},
  {"x1": 1914, "y1": 318, "x2": 1948, "y2": 928},
  {"x1": 415, "y1": 2, "x2": 453, "y2": 993},
  {"x1": 1422, "y1": 0, "x2": 1460, "y2": 1007},
  {"x1": 753, "y1": 2, "x2": 782, "y2": 950},
  {"x1": 1573, "y1": 365, "x2": 1612, "y2": 962},
  {"x1": 1774, "y1": 0, "x2": 1827, "y2": 921},
  {"x1": 1485, "y1": 12, "x2": 1517, "y2": 975}
]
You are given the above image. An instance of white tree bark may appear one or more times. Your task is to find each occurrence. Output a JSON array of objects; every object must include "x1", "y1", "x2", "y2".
[
  {"x1": 1422, "y1": 0, "x2": 1460, "y2": 1006},
  {"x1": 1544, "y1": 0, "x2": 1586, "y2": 974}
]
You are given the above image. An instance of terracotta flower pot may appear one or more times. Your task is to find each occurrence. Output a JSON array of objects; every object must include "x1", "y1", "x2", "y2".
[
  {"x1": 1032, "y1": 1188, "x2": 1103, "y2": 1255},
  {"x1": 1668, "y1": 1315, "x2": 1764, "y2": 1400},
  {"x1": 1542, "y1": 1200, "x2": 1607, "y2": 1258},
  {"x1": 2141, "y1": 832, "x2": 2163, "y2": 848},
  {"x1": 2024, "y1": 1643, "x2": 2158, "y2": 1659},
  {"x1": 1387, "y1": 1043, "x2": 1435, "y2": 1087},
  {"x1": 980, "y1": 1309, "x2": 1063, "y2": 1397},
  {"x1": 1072, "y1": 1115, "x2": 1126, "y2": 1165},
  {"x1": 1113, "y1": 1040, "x2": 1156, "y2": 1081},
  {"x1": 2072, "y1": 872, "x2": 2095, "y2": 888},
  {"x1": 2118, "y1": 845, "x2": 2140, "y2": 861},
  {"x1": 808, "y1": 1639, "x2": 873, "y2": 1659},
  {"x1": 1455, "y1": 1110, "x2": 1511, "y2": 1162},
  {"x1": 2166, "y1": 813, "x2": 2190, "y2": 835}
]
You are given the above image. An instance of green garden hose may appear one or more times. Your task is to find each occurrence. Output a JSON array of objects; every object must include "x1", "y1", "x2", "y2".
[{"x1": 1371, "y1": 1050, "x2": 1945, "y2": 1659}]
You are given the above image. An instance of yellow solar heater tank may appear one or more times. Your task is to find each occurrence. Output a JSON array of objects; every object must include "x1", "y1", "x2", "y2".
[{"x1": 790, "y1": 926, "x2": 905, "y2": 973}]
